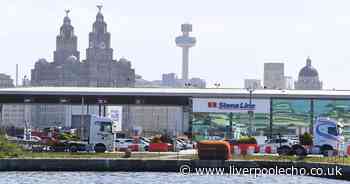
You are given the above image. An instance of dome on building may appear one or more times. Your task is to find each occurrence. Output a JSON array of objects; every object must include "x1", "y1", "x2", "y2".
[
  {"x1": 66, "y1": 55, "x2": 78, "y2": 62},
  {"x1": 119, "y1": 57, "x2": 131, "y2": 65},
  {"x1": 295, "y1": 57, "x2": 323, "y2": 90},
  {"x1": 35, "y1": 58, "x2": 49, "y2": 67},
  {"x1": 298, "y1": 57, "x2": 319, "y2": 77},
  {"x1": 37, "y1": 58, "x2": 48, "y2": 63}
]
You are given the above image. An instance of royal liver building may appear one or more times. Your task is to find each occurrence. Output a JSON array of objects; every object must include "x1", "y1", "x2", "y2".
[
  {"x1": 28, "y1": 7, "x2": 135, "y2": 128},
  {"x1": 31, "y1": 7, "x2": 135, "y2": 87}
]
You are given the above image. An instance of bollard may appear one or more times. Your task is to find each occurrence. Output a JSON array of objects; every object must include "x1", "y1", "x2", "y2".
[{"x1": 124, "y1": 148, "x2": 132, "y2": 158}]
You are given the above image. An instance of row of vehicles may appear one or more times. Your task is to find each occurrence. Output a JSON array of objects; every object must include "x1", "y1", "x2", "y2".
[
  {"x1": 111, "y1": 116, "x2": 345, "y2": 156},
  {"x1": 18, "y1": 115, "x2": 194, "y2": 153},
  {"x1": 115, "y1": 137, "x2": 193, "y2": 151},
  {"x1": 16, "y1": 115, "x2": 344, "y2": 156},
  {"x1": 221, "y1": 116, "x2": 345, "y2": 157}
]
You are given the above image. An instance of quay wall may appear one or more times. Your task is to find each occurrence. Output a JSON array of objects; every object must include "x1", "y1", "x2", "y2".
[{"x1": 0, "y1": 159, "x2": 349, "y2": 181}]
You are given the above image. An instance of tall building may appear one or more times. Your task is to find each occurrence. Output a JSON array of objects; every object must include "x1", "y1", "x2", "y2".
[
  {"x1": 31, "y1": 10, "x2": 83, "y2": 87},
  {"x1": 284, "y1": 76, "x2": 294, "y2": 89},
  {"x1": 0, "y1": 74, "x2": 14, "y2": 88},
  {"x1": 295, "y1": 57, "x2": 322, "y2": 90},
  {"x1": 244, "y1": 79, "x2": 262, "y2": 89},
  {"x1": 188, "y1": 78, "x2": 206, "y2": 88},
  {"x1": 29, "y1": 7, "x2": 135, "y2": 128},
  {"x1": 162, "y1": 73, "x2": 180, "y2": 87},
  {"x1": 264, "y1": 63, "x2": 285, "y2": 89},
  {"x1": 175, "y1": 23, "x2": 196, "y2": 81},
  {"x1": 31, "y1": 7, "x2": 135, "y2": 87},
  {"x1": 85, "y1": 6, "x2": 135, "y2": 87}
]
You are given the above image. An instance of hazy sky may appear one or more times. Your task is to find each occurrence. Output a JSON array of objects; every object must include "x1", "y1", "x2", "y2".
[{"x1": 2, "y1": 0, "x2": 350, "y2": 89}]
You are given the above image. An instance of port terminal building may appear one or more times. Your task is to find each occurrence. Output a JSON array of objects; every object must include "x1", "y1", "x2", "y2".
[{"x1": 0, "y1": 87, "x2": 349, "y2": 141}]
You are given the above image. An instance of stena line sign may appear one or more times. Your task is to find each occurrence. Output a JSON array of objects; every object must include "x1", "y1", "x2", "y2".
[{"x1": 192, "y1": 98, "x2": 270, "y2": 113}]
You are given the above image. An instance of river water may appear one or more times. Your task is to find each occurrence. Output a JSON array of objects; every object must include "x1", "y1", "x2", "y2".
[{"x1": 0, "y1": 172, "x2": 349, "y2": 184}]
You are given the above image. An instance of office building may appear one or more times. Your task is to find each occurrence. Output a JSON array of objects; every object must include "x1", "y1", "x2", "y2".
[
  {"x1": 244, "y1": 79, "x2": 262, "y2": 89},
  {"x1": 284, "y1": 76, "x2": 294, "y2": 90},
  {"x1": 29, "y1": 7, "x2": 135, "y2": 128},
  {"x1": 264, "y1": 62, "x2": 285, "y2": 89}
]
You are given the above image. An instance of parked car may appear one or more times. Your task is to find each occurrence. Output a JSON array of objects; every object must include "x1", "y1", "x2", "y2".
[
  {"x1": 115, "y1": 138, "x2": 134, "y2": 151},
  {"x1": 116, "y1": 138, "x2": 150, "y2": 151},
  {"x1": 265, "y1": 137, "x2": 302, "y2": 155},
  {"x1": 265, "y1": 138, "x2": 294, "y2": 146},
  {"x1": 176, "y1": 138, "x2": 193, "y2": 150}
]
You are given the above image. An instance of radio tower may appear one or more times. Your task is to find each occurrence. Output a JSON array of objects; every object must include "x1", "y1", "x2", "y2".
[{"x1": 175, "y1": 23, "x2": 196, "y2": 81}]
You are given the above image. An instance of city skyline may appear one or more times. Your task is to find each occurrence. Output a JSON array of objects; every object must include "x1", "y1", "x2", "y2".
[{"x1": 2, "y1": 0, "x2": 350, "y2": 89}]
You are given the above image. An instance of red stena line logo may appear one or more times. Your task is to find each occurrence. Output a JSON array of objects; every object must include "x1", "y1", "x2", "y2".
[{"x1": 208, "y1": 102, "x2": 217, "y2": 108}]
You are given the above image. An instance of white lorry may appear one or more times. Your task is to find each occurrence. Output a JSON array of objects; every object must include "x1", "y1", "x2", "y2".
[
  {"x1": 66, "y1": 115, "x2": 118, "y2": 153},
  {"x1": 312, "y1": 116, "x2": 344, "y2": 155},
  {"x1": 86, "y1": 115, "x2": 118, "y2": 152},
  {"x1": 276, "y1": 116, "x2": 344, "y2": 156}
]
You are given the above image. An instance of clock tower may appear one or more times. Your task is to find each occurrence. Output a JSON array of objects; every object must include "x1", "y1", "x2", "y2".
[
  {"x1": 54, "y1": 10, "x2": 80, "y2": 64},
  {"x1": 86, "y1": 5, "x2": 113, "y2": 62},
  {"x1": 85, "y1": 5, "x2": 118, "y2": 87}
]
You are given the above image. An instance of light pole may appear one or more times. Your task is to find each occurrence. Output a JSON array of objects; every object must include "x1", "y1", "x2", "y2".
[
  {"x1": 59, "y1": 97, "x2": 69, "y2": 128},
  {"x1": 23, "y1": 98, "x2": 32, "y2": 141},
  {"x1": 247, "y1": 87, "x2": 255, "y2": 136},
  {"x1": 228, "y1": 112, "x2": 233, "y2": 139},
  {"x1": 80, "y1": 96, "x2": 84, "y2": 141}
]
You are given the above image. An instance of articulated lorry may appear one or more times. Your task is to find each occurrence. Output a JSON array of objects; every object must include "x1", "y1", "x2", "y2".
[
  {"x1": 49, "y1": 115, "x2": 118, "y2": 153},
  {"x1": 312, "y1": 116, "x2": 344, "y2": 155},
  {"x1": 276, "y1": 116, "x2": 344, "y2": 156}
]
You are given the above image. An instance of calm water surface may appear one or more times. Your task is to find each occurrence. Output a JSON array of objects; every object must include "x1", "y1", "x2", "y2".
[{"x1": 0, "y1": 172, "x2": 349, "y2": 184}]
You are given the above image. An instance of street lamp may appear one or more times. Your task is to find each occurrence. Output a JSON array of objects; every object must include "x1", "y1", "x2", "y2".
[
  {"x1": 247, "y1": 87, "x2": 255, "y2": 136},
  {"x1": 228, "y1": 112, "x2": 233, "y2": 139},
  {"x1": 23, "y1": 98, "x2": 32, "y2": 141}
]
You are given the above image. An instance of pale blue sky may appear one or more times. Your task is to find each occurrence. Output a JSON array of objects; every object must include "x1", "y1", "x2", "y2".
[{"x1": 1, "y1": 0, "x2": 350, "y2": 89}]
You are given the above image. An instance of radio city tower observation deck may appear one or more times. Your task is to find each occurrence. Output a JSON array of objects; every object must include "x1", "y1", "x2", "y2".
[{"x1": 175, "y1": 23, "x2": 196, "y2": 81}]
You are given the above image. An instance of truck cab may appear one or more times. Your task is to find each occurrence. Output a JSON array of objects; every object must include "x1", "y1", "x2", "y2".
[
  {"x1": 313, "y1": 117, "x2": 344, "y2": 155},
  {"x1": 88, "y1": 115, "x2": 118, "y2": 153}
]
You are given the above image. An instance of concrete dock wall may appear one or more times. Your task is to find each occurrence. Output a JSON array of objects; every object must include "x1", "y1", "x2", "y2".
[{"x1": 0, "y1": 159, "x2": 349, "y2": 181}]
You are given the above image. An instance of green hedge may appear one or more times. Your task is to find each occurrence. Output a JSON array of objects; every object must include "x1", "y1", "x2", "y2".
[
  {"x1": 0, "y1": 135, "x2": 23, "y2": 158},
  {"x1": 300, "y1": 132, "x2": 313, "y2": 146},
  {"x1": 236, "y1": 136, "x2": 257, "y2": 144}
]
